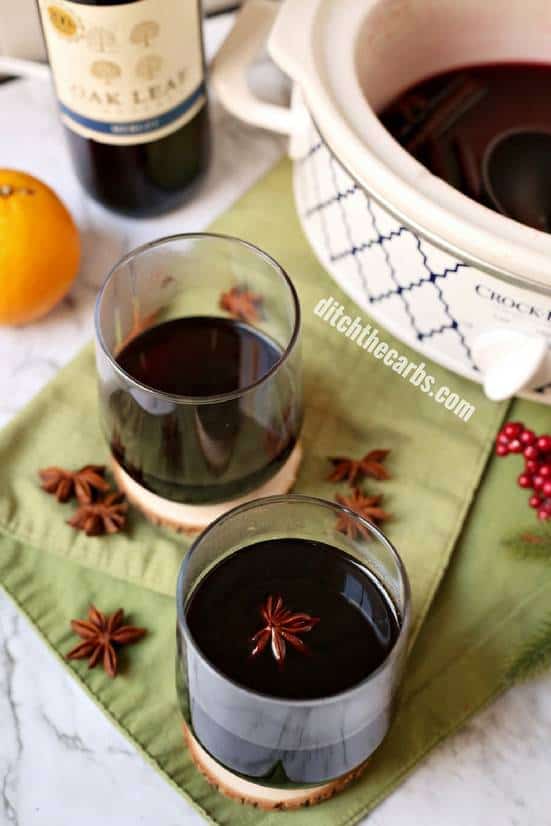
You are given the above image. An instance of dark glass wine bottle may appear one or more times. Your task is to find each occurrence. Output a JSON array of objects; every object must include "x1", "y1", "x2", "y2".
[{"x1": 37, "y1": 0, "x2": 210, "y2": 216}]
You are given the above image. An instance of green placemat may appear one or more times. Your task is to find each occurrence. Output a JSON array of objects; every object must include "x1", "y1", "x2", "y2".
[
  {"x1": 0, "y1": 162, "x2": 503, "y2": 641},
  {"x1": 1, "y1": 159, "x2": 547, "y2": 824}
]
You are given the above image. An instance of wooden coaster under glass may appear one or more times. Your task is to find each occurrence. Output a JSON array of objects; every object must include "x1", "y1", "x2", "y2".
[
  {"x1": 112, "y1": 442, "x2": 303, "y2": 532},
  {"x1": 182, "y1": 721, "x2": 369, "y2": 810}
]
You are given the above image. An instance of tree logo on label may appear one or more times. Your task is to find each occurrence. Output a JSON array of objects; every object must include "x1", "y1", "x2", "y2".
[
  {"x1": 135, "y1": 54, "x2": 163, "y2": 81},
  {"x1": 130, "y1": 21, "x2": 159, "y2": 48},
  {"x1": 86, "y1": 26, "x2": 117, "y2": 53},
  {"x1": 47, "y1": 4, "x2": 81, "y2": 39},
  {"x1": 90, "y1": 60, "x2": 122, "y2": 84}
]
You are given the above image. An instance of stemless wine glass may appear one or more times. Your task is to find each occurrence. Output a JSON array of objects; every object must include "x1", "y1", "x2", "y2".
[
  {"x1": 176, "y1": 495, "x2": 411, "y2": 789},
  {"x1": 94, "y1": 234, "x2": 302, "y2": 506}
]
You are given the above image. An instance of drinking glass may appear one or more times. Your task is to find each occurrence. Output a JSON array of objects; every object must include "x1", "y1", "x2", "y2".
[
  {"x1": 95, "y1": 234, "x2": 302, "y2": 505},
  {"x1": 176, "y1": 495, "x2": 411, "y2": 787}
]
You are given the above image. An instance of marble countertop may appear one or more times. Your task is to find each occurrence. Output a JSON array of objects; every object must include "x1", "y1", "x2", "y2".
[{"x1": 1, "y1": 12, "x2": 551, "y2": 826}]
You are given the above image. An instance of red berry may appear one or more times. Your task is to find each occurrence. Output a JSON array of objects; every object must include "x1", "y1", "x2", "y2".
[
  {"x1": 518, "y1": 473, "x2": 533, "y2": 489},
  {"x1": 496, "y1": 423, "x2": 551, "y2": 521},
  {"x1": 536, "y1": 435, "x2": 551, "y2": 454},
  {"x1": 503, "y1": 422, "x2": 524, "y2": 438}
]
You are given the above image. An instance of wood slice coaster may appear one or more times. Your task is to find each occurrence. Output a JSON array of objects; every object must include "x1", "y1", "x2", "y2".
[
  {"x1": 111, "y1": 442, "x2": 303, "y2": 534},
  {"x1": 182, "y1": 722, "x2": 369, "y2": 810}
]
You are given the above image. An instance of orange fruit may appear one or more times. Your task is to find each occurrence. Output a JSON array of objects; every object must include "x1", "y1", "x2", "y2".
[{"x1": 0, "y1": 169, "x2": 80, "y2": 325}]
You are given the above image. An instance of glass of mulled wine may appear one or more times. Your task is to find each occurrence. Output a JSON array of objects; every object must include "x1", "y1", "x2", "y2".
[
  {"x1": 176, "y1": 495, "x2": 411, "y2": 787},
  {"x1": 94, "y1": 234, "x2": 302, "y2": 505}
]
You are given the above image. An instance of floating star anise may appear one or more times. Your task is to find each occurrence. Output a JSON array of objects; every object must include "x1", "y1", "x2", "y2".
[
  {"x1": 250, "y1": 595, "x2": 319, "y2": 666},
  {"x1": 68, "y1": 491, "x2": 128, "y2": 536},
  {"x1": 66, "y1": 605, "x2": 146, "y2": 678},
  {"x1": 39, "y1": 465, "x2": 109, "y2": 504},
  {"x1": 219, "y1": 284, "x2": 264, "y2": 324},
  {"x1": 335, "y1": 489, "x2": 391, "y2": 538},
  {"x1": 328, "y1": 449, "x2": 391, "y2": 485}
]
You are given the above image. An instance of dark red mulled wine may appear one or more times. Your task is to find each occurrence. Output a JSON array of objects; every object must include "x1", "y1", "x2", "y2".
[
  {"x1": 106, "y1": 316, "x2": 299, "y2": 503},
  {"x1": 176, "y1": 496, "x2": 410, "y2": 786},
  {"x1": 380, "y1": 63, "x2": 551, "y2": 231},
  {"x1": 185, "y1": 537, "x2": 400, "y2": 700},
  {"x1": 180, "y1": 536, "x2": 400, "y2": 783}
]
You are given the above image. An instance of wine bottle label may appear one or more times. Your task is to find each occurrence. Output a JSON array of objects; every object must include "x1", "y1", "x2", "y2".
[{"x1": 38, "y1": 0, "x2": 206, "y2": 145}]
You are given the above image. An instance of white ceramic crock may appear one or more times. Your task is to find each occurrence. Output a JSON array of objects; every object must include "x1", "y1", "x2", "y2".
[{"x1": 212, "y1": 0, "x2": 551, "y2": 404}]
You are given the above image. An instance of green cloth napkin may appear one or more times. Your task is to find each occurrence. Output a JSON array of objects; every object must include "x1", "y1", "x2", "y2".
[
  {"x1": 0, "y1": 162, "x2": 502, "y2": 640},
  {"x1": 1, "y1": 159, "x2": 548, "y2": 824}
]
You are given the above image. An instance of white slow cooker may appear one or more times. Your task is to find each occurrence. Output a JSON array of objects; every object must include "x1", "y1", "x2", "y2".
[{"x1": 212, "y1": 0, "x2": 551, "y2": 404}]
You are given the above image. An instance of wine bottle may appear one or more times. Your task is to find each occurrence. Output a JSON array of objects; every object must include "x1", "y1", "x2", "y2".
[{"x1": 37, "y1": 0, "x2": 210, "y2": 216}]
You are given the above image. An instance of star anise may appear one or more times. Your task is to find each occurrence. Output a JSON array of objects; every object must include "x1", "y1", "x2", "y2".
[
  {"x1": 68, "y1": 491, "x2": 128, "y2": 536},
  {"x1": 250, "y1": 595, "x2": 319, "y2": 666},
  {"x1": 39, "y1": 465, "x2": 109, "y2": 504},
  {"x1": 66, "y1": 605, "x2": 146, "y2": 678},
  {"x1": 219, "y1": 285, "x2": 264, "y2": 324},
  {"x1": 328, "y1": 449, "x2": 391, "y2": 485},
  {"x1": 335, "y1": 489, "x2": 391, "y2": 538}
]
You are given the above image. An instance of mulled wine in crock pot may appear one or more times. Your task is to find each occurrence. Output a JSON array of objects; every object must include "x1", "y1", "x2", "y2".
[{"x1": 380, "y1": 63, "x2": 551, "y2": 233}]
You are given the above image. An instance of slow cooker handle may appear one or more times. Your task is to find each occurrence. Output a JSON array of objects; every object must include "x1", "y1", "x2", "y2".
[
  {"x1": 472, "y1": 329, "x2": 550, "y2": 401},
  {"x1": 211, "y1": 0, "x2": 295, "y2": 136}
]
